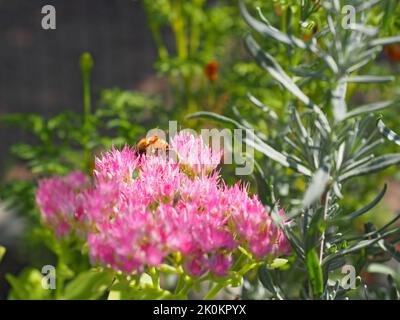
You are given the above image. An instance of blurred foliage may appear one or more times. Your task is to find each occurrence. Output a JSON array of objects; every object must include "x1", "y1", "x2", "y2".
[{"x1": 191, "y1": 0, "x2": 400, "y2": 299}]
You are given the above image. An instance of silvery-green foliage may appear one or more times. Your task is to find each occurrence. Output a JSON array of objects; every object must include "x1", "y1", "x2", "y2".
[{"x1": 191, "y1": 0, "x2": 400, "y2": 299}]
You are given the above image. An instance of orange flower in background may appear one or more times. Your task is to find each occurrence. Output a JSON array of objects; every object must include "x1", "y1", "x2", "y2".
[
  {"x1": 204, "y1": 60, "x2": 219, "y2": 82},
  {"x1": 384, "y1": 44, "x2": 400, "y2": 62},
  {"x1": 274, "y1": 4, "x2": 283, "y2": 16}
]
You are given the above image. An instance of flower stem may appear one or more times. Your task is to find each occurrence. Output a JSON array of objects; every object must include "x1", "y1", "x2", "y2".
[
  {"x1": 319, "y1": 189, "x2": 331, "y2": 263},
  {"x1": 203, "y1": 282, "x2": 225, "y2": 300}
]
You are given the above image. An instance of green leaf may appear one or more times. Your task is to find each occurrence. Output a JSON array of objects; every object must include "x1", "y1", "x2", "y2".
[
  {"x1": 239, "y1": 0, "x2": 338, "y2": 73},
  {"x1": 187, "y1": 111, "x2": 243, "y2": 129},
  {"x1": 377, "y1": 118, "x2": 400, "y2": 147},
  {"x1": 384, "y1": 242, "x2": 400, "y2": 263},
  {"x1": 129, "y1": 287, "x2": 177, "y2": 300},
  {"x1": 244, "y1": 34, "x2": 331, "y2": 133},
  {"x1": 7, "y1": 268, "x2": 52, "y2": 300},
  {"x1": 240, "y1": 0, "x2": 302, "y2": 47},
  {"x1": 188, "y1": 111, "x2": 312, "y2": 176},
  {"x1": 62, "y1": 269, "x2": 114, "y2": 300},
  {"x1": 247, "y1": 93, "x2": 278, "y2": 120},
  {"x1": 388, "y1": 275, "x2": 400, "y2": 300},
  {"x1": 258, "y1": 266, "x2": 281, "y2": 297},
  {"x1": 345, "y1": 75, "x2": 395, "y2": 83},
  {"x1": 332, "y1": 79, "x2": 348, "y2": 122},
  {"x1": 243, "y1": 134, "x2": 312, "y2": 176},
  {"x1": 108, "y1": 278, "x2": 132, "y2": 300},
  {"x1": 369, "y1": 35, "x2": 400, "y2": 47},
  {"x1": 339, "y1": 154, "x2": 400, "y2": 182},
  {"x1": 268, "y1": 258, "x2": 288, "y2": 270},
  {"x1": 346, "y1": 184, "x2": 387, "y2": 220},
  {"x1": 0, "y1": 246, "x2": 5, "y2": 263},
  {"x1": 322, "y1": 236, "x2": 389, "y2": 265},
  {"x1": 343, "y1": 101, "x2": 394, "y2": 120},
  {"x1": 366, "y1": 263, "x2": 396, "y2": 277},
  {"x1": 306, "y1": 249, "x2": 324, "y2": 298}
]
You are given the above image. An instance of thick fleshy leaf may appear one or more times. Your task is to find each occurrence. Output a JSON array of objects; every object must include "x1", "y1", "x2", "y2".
[{"x1": 63, "y1": 269, "x2": 114, "y2": 300}]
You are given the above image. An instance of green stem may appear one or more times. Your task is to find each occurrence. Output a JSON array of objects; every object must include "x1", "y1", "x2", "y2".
[
  {"x1": 319, "y1": 189, "x2": 331, "y2": 263},
  {"x1": 150, "y1": 267, "x2": 160, "y2": 289},
  {"x1": 203, "y1": 282, "x2": 225, "y2": 300},
  {"x1": 174, "y1": 266, "x2": 185, "y2": 294},
  {"x1": 79, "y1": 52, "x2": 93, "y2": 171}
]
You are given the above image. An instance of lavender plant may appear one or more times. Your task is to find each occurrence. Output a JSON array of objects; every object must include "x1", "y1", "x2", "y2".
[
  {"x1": 190, "y1": 0, "x2": 400, "y2": 299},
  {"x1": 1, "y1": 0, "x2": 400, "y2": 300}
]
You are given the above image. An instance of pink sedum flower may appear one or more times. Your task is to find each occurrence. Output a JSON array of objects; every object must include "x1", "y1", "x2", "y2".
[
  {"x1": 35, "y1": 132, "x2": 290, "y2": 276},
  {"x1": 36, "y1": 171, "x2": 89, "y2": 237},
  {"x1": 171, "y1": 131, "x2": 222, "y2": 175}
]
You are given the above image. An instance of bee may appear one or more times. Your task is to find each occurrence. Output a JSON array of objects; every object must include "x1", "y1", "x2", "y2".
[{"x1": 136, "y1": 135, "x2": 170, "y2": 156}]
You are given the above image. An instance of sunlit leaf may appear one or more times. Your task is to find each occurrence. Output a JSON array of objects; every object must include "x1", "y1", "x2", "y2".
[{"x1": 377, "y1": 118, "x2": 400, "y2": 147}]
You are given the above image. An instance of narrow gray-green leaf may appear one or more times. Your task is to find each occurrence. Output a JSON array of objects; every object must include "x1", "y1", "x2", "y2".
[
  {"x1": 343, "y1": 101, "x2": 393, "y2": 120},
  {"x1": 369, "y1": 35, "x2": 400, "y2": 47},
  {"x1": 240, "y1": 0, "x2": 304, "y2": 48},
  {"x1": 187, "y1": 111, "x2": 245, "y2": 129},
  {"x1": 332, "y1": 79, "x2": 347, "y2": 122},
  {"x1": 247, "y1": 93, "x2": 279, "y2": 120},
  {"x1": 345, "y1": 75, "x2": 395, "y2": 83},
  {"x1": 240, "y1": 0, "x2": 338, "y2": 73},
  {"x1": 323, "y1": 237, "x2": 384, "y2": 265},
  {"x1": 244, "y1": 34, "x2": 331, "y2": 133},
  {"x1": 346, "y1": 184, "x2": 387, "y2": 220},
  {"x1": 188, "y1": 111, "x2": 312, "y2": 176},
  {"x1": 357, "y1": 0, "x2": 383, "y2": 11},
  {"x1": 366, "y1": 263, "x2": 396, "y2": 277},
  {"x1": 244, "y1": 136, "x2": 312, "y2": 176},
  {"x1": 339, "y1": 154, "x2": 400, "y2": 182},
  {"x1": 348, "y1": 24, "x2": 378, "y2": 36},
  {"x1": 377, "y1": 118, "x2": 400, "y2": 147}
]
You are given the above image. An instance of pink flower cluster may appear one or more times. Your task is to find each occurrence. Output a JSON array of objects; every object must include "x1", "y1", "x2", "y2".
[
  {"x1": 35, "y1": 132, "x2": 290, "y2": 276},
  {"x1": 36, "y1": 171, "x2": 89, "y2": 236}
]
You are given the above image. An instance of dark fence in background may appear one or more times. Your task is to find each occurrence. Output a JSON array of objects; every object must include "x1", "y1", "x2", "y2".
[
  {"x1": 0, "y1": 0, "x2": 162, "y2": 298},
  {"x1": 0, "y1": 0, "x2": 159, "y2": 166}
]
